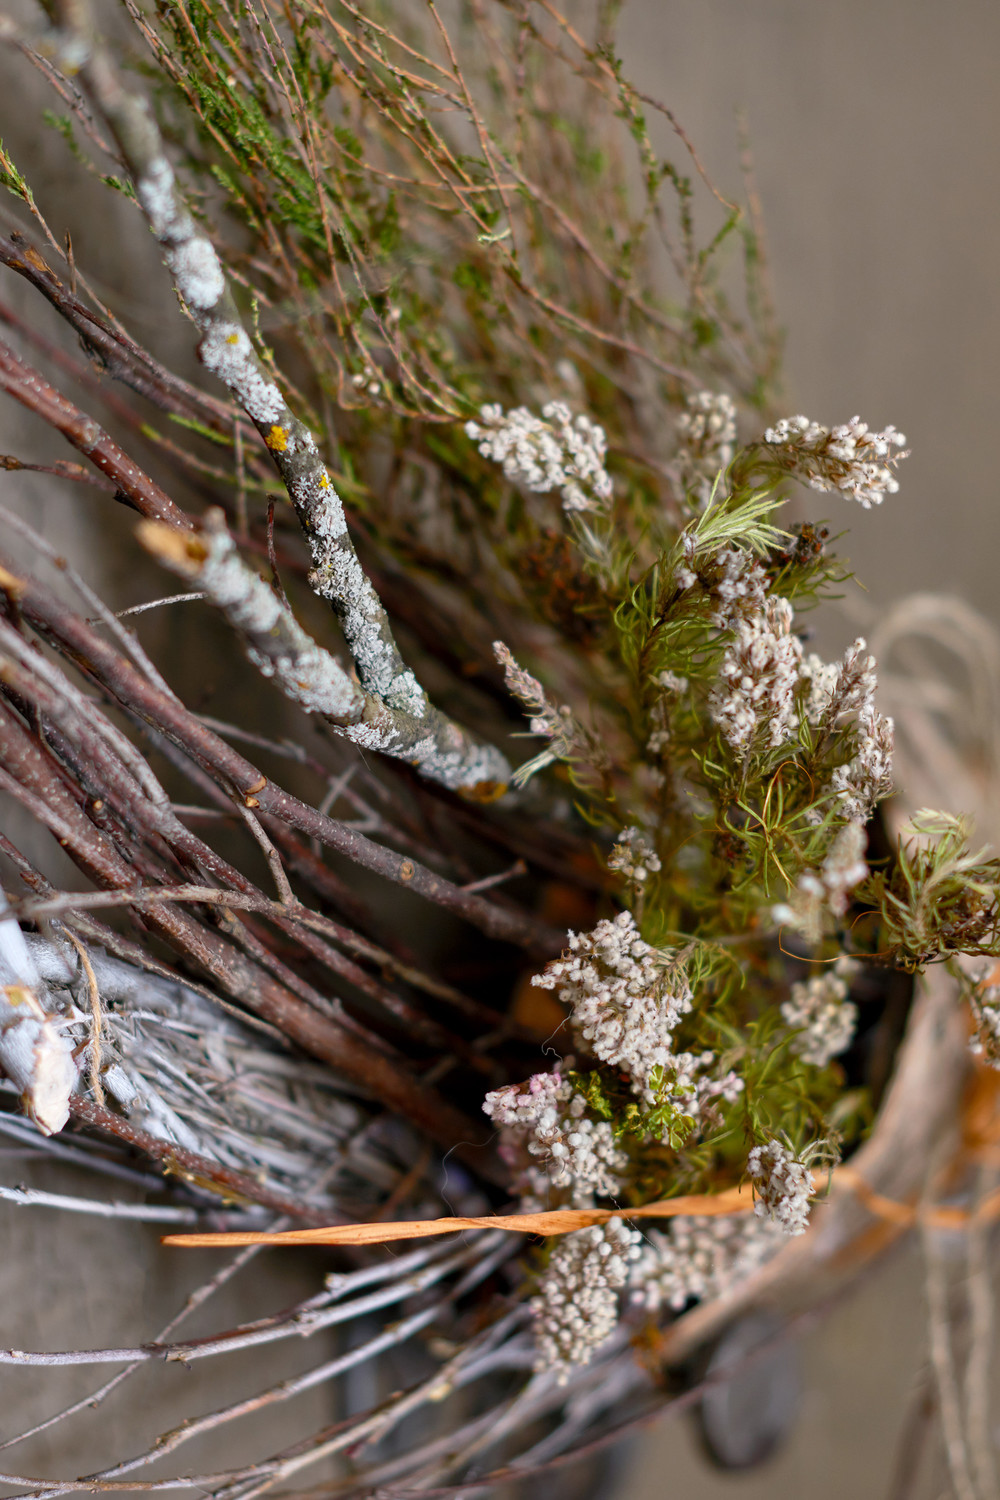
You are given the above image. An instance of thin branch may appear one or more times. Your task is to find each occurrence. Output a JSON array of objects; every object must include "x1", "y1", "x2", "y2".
[
  {"x1": 0, "y1": 335, "x2": 190, "y2": 527},
  {"x1": 61, "y1": 928, "x2": 104, "y2": 1105},
  {"x1": 4, "y1": 554, "x2": 559, "y2": 951},
  {"x1": 112, "y1": 592, "x2": 207, "y2": 618},
  {"x1": 0, "y1": 228, "x2": 246, "y2": 439},
  {"x1": 0, "y1": 1183, "x2": 210, "y2": 1223}
]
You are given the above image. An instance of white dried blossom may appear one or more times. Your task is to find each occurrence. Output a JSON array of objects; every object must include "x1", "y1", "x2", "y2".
[
  {"x1": 799, "y1": 636, "x2": 878, "y2": 729},
  {"x1": 747, "y1": 1140, "x2": 814, "y2": 1235},
  {"x1": 711, "y1": 548, "x2": 770, "y2": 628},
  {"x1": 630, "y1": 1213, "x2": 783, "y2": 1313},
  {"x1": 709, "y1": 594, "x2": 803, "y2": 754},
  {"x1": 781, "y1": 971, "x2": 858, "y2": 1067},
  {"x1": 822, "y1": 822, "x2": 870, "y2": 914},
  {"x1": 827, "y1": 707, "x2": 894, "y2": 822},
  {"x1": 828, "y1": 638, "x2": 878, "y2": 717},
  {"x1": 467, "y1": 401, "x2": 613, "y2": 514},
  {"x1": 533, "y1": 912, "x2": 693, "y2": 1098},
  {"x1": 493, "y1": 640, "x2": 586, "y2": 784},
  {"x1": 677, "y1": 390, "x2": 737, "y2": 506},
  {"x1": 763, "y1": 414, "x2": 908, "y2": 508},
  {"x1": 532, "y1": 1219, "x2": 642, "y2": 1380},
  {"x1": 483, "y1": 1071, "x2": 627, "y2": 1207},
  {"x1": 773, "y1": 822, "x2": 868, "y2": 942},
  {"x1": 608, "y1": 827, "x2": 662, "y2": 886},
  {"x1": 799, "y1": 653, "x2": 840, "y2": 725}
]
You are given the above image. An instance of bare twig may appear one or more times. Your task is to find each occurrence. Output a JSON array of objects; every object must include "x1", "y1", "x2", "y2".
[
  {"x1": 61, "y1": 928, "x2": 104, "y2": 1104},
  {"x1": 0, "y1": 335, "x2": 190, "y2": 527},
  {"x1": 4, "y1": 551, "x2": 559, "y2": 952}
]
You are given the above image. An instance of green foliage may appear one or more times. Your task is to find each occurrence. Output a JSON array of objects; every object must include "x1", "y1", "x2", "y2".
[
  {"x1": 865, "y1": 810, "x2": 1000, "y2": 970},
  {"x1": 0, "y1": 140, "x2": 34, "y2": 207}
]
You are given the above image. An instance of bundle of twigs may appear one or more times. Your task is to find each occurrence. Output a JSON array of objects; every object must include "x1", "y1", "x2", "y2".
[{"x1": 0, "y1": 2, "x2": 995, "y2": 1496}]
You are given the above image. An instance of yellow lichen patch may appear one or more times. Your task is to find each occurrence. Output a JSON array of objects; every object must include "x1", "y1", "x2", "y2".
[
  {"x1": 265, "y1": 425, "x2": 289, "y2": 452},
  {"x1": 319, "y1": 472, "x2": 330, "y2": 489},
  {"x1": 226, "y1": 332, "x2": 240, "y2": 345}
]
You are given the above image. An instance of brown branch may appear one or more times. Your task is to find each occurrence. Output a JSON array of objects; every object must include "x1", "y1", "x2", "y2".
[
  {"x1": 0, "y1": 695, "x2": 503, "y2": 1177},
  {"x1": 6, "y1": 553, "x2": 561, "y2": 953},
  {"x1": 0, "y1": 335, "x2": 190, "y2": 527},
  {"x1": 0, "y1": 229, "x2": 247, "y2": 441}
]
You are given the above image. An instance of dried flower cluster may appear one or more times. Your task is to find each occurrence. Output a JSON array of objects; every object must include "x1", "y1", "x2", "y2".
[
  {"x1": 677, "y1": 389, "x2": 738, "y2": 505},
  {"x1": 709, "y1": 593, "x2": 802, "y2": 753},
  {"x1": 532, "y1": 913, "x2": 694, "y2": 1099},
  {"x1": 630, "y1": 1213, "x2": 783, "y2": 1312},
  {"x1": 747, "y1": 1140, "x2": 815, "y2": 1235},
  {"x1": 829, "y1": 707, "x2": 895, "y2": 823},
  {"x1": 483, "y1": 1072, "x2": 627, "y2": 1207},
  {"x1": 3, "y1": 0, "x2": 991, "y2": 1466},
  {"x1": 492, "y1": 640, "x2": 590, "y2": 786},
  {"x1": 466, "y1": 401, "x2": 613, "y2": 514},
  {"x1": 608, "y1": 826, "x2": 662, "y2": 887},
  {"x1": 774, "y1": 823, "x2": 870, "y2": 943},
  {"x1": 781, "y1": 969, "x2": 858, "y2": 1067},
  {"x1": 764, "y1": 414, "x2": 909, "y2": 508},
  {"x1": 532, "y1": 1219, "x2": 642, "y2": 1380}
]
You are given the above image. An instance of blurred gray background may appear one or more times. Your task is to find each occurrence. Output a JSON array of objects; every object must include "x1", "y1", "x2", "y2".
[{"x1": 1, "y1": 1, "x2": 998, "y2": 1495}]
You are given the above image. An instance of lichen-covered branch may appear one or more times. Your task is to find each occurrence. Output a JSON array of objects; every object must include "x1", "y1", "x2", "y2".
[
  {"x1": 138, "y1": 509, "x2": 508, "y2": 790},
  {"x1": 51, "y1": 0, "x2": 509, "y2": 796}
]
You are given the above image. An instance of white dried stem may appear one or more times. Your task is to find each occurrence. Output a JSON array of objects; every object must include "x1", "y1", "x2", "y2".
[
  {"x1": 0, "y1": 1184, "x2": 207, "y2": 1222},
  {"x1": 53, "y1": 10, "x2": 509, "y2": 796}
]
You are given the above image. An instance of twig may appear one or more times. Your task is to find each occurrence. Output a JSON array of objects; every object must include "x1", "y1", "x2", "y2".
[
  {"x1": 62, "y1": 928, "x2": 104, "y2": 1105},
  {"x1": 0, "y1": 1183, "x2": 209, "y2": 1223},
  {"x1": 0, "y1": 228, "x2": 246, "y2": 439},
  {"x1": 0, "y1": 335, "x2": 190, "y2": 527},
  {"x1": 68, "y1": 1096, "x2": 342, "y2": 1225},
  {"x1": 112, "y1": 592, "x2": 207, "y2": 619}
]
